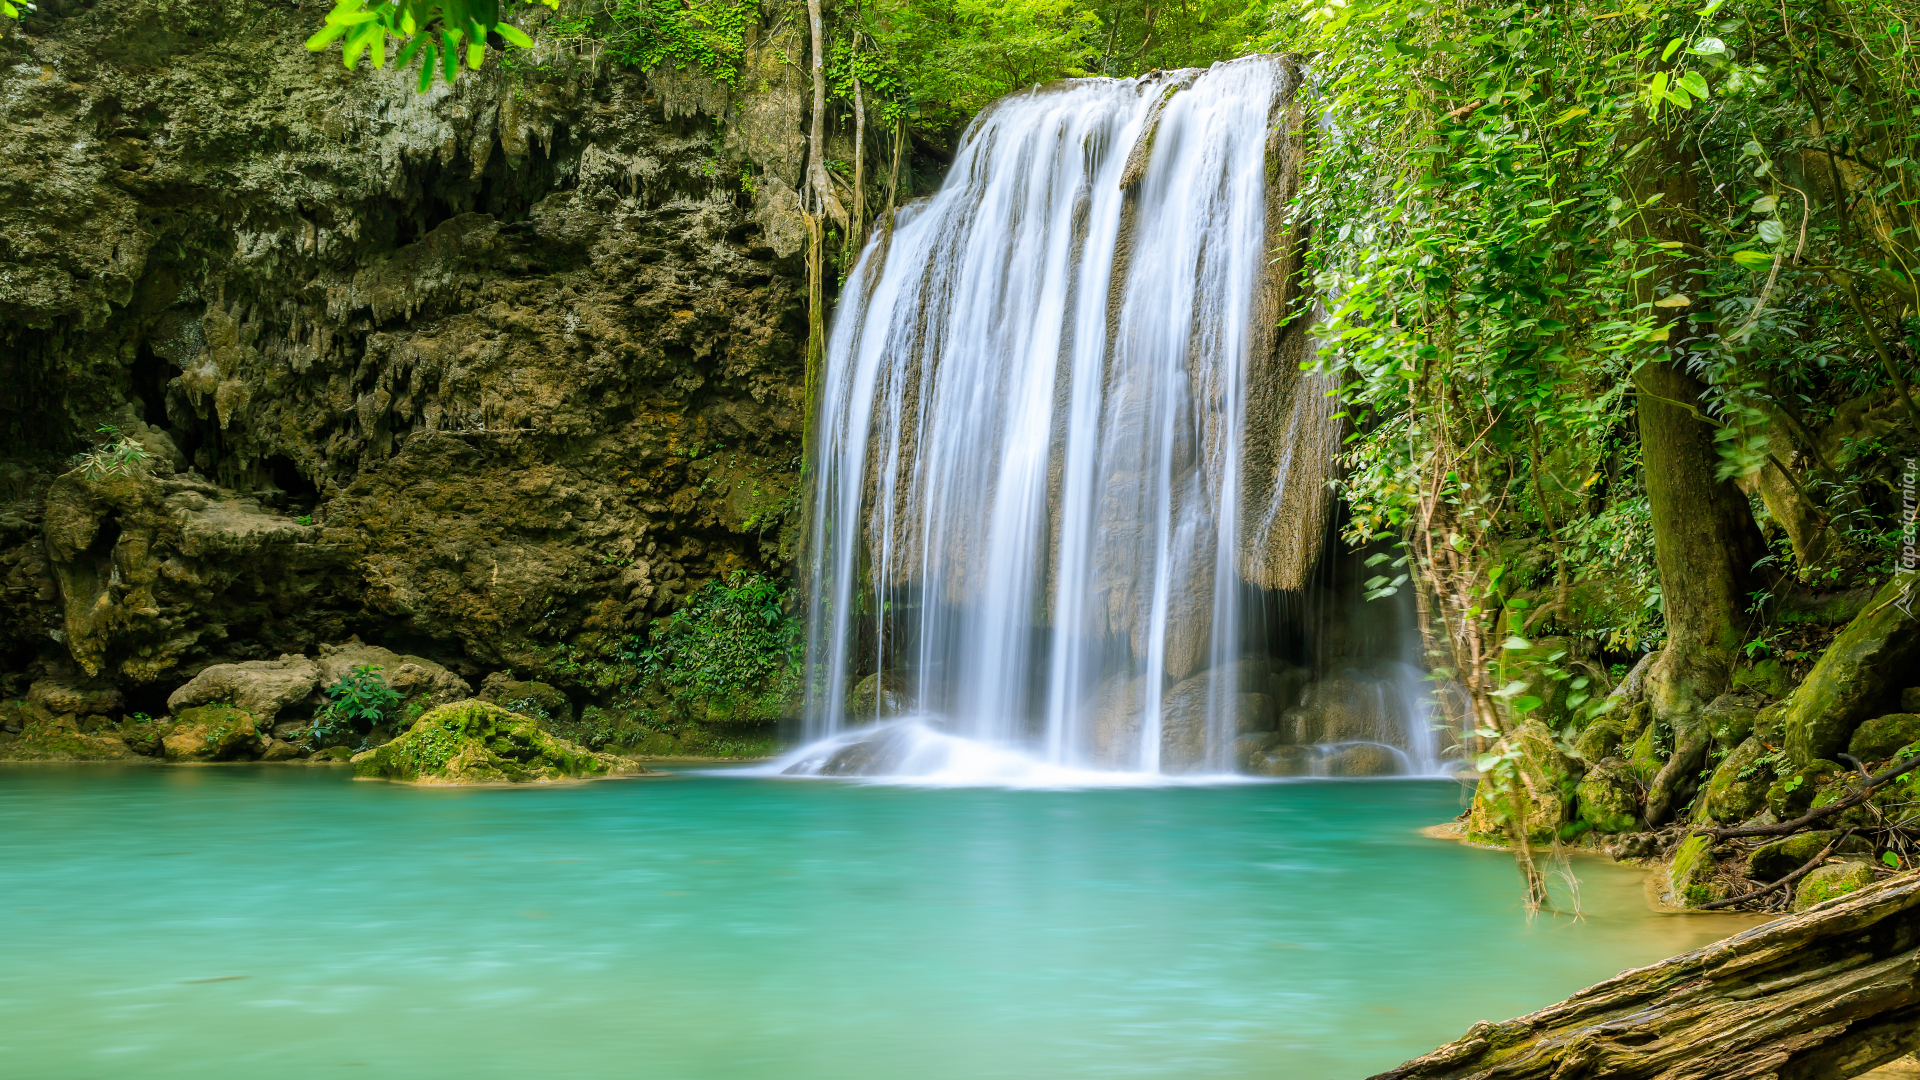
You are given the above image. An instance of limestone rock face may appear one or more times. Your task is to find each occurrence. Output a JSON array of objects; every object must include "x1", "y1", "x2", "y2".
[
  {"x1": 27, "y1": 678, "x2": 125, "y2": 718},
  {"x1": 351, "y1": 700, "x2": 649, "y2": 784},
  {"x1": 1, "y1": 1, "x2": 811, "y2": 700},
  {"x1": 846, "y1": 672, "x2": 911, "y2": 724},
  {"x1": 167, "y1": 655, "x2": 319, "y2": 723},
  {"x1": 478, "y1": 674, "x2": 574, "y2": 724}
]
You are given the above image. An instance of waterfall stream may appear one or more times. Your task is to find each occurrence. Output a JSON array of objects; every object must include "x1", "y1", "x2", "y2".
[{"x1": 782, "y1": 57, "x2": 1444, "y2": 781}]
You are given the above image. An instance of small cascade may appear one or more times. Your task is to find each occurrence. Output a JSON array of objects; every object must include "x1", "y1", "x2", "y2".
[{"x1": 790, "y1": 56, "x2": 1450, "y2": 780}]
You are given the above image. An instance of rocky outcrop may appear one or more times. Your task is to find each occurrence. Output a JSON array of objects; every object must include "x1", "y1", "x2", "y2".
[
  {"x1": 167, "y1": 655, "x2": 320, "y2": 723},
  {"x1": 1, "y1": 2, "x2": 816, "y2": 711},
  {"x1": 351, "y1": 699, "x2": 648, "y2": 784}
]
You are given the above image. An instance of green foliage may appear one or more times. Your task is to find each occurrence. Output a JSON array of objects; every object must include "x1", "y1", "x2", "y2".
[
  {"x1": 69, "y1": 425, "x2": 151, "y2": 481},
  {"x1": 643, "y1": 571, "x2": 801, "y2": 718},
  {"x1": 1, "y1": 0, "x2": 34, "y2": 20},
  {"x1": 545, "y1": 0, "x2": 756, "y2": 83},
  {"x1": 306, "y1": 0, "x2": 554, "y2": 89},
  {"x1": 311, "y1": 665, "x2": 402, "y2": 744}
]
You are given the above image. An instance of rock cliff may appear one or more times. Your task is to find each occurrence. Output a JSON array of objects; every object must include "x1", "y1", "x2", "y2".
[{"x1": 1, "y1": 0, "x2": 820, "y2": 731}]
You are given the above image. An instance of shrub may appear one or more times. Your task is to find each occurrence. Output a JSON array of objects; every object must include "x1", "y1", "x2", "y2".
[{"x1": 310, "y1": 665, "x2": 401, "y2": 746}]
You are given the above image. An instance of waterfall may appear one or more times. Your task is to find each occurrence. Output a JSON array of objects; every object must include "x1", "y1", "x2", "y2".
[{"x1": 783, "y1": 56, "x2": 1440, "y2": 781}]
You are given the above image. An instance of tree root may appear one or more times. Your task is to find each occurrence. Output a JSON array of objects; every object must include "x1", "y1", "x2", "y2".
[
  {"x1": 1697, "y1": 829, "x2": 1851, "y2": 911},
  {"x1": 1696, "y1": 753, "x2": 1920, "y2": 842}
]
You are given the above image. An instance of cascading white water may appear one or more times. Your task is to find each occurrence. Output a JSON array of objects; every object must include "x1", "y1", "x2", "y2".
[{"x1": 782, "y1": 56, "x2": 1443, "y2": 781}]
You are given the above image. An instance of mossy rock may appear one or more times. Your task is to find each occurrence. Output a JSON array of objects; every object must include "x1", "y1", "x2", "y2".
[
  {"x1": 1730, "y1": 657, "x2": 1793, "y2": 701},
  {"x1": 1666, "y1": 832, "x2": 1719, "y2": 907},
  {"x1": 1626, "y1": 712, "x2": 1666, "y2": 783},
  {"x1": 1572, "y1": 705, "x2": 1646, "y2": 764},
  {"x1": 1748, "y1": 830, "x2": 1872, "y2": 881},
  {"x1": 1695, "y1": 736, "x2": 1772, "y2": 824},
  {"x1": 1466, "y1": 719, "x2": 1582, "y2": 843},
  {"x1": 1752, "y1": 701, "x2": 1787, "y2": 746},
  {"x1": 1574, "y1": 756, "x2": 1641, "y2": 833},
  {"x1": 1783, "y1": 576, "x2": 1920, "y2": 765},
  {"x1": 0, "y1": 716, "x2": 138, "y2": 761},
  {"x1": 1792, "y1": 860, "x2": 1876, "y2": 911},
  {"x1": 1703, "y1": 692, "x2": 1764, "y2": 753},
  {"x1": 1847, "y1": 713, "x2": 1920, "y2": 761},
  {"x1": 162, "y1": 706, "x2": 262, "y2": 762},
  {"x1": 1766, "y1": 759, "x2": 1842, "y2": 819},
  {"x1": 352, "y1": 700, "x2": 653, "y2": 785},
  {"x1": 482, "y1": 678, "x2": 574, "y2": 725}
]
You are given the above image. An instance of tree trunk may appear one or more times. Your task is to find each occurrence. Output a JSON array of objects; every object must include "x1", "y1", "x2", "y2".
[
  {"x1": 1373, "y1": 871, "x2": 1920, "y2": 1080},
  {"x1": 803, "y1": 0, "x2": 846, "y2": 227},
  {"x1": 1629, "y1": 128, "x2": 1769, "y2": 825},
  {"x1": 850, "y1": 75, "x2": 866, "y2": 255}
]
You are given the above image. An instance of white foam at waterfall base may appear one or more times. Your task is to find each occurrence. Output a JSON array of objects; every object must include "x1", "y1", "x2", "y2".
[{"x1": 738, "y1": 719, "x2": 1261, "y2": 788}]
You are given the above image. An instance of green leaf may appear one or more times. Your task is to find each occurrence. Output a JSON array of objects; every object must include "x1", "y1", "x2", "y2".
[
  {"x1": 1885, "y1": 852, "x2": 1901, "y2": 869},
  {"x1": 1502, "y1": 635, "x2": 1532, "y2": 650},
  {"x1": 1732, "y1": 249, "x2": 1774, "y2": 268},
  {"x1": 1513, "y1": 695, "x2": 1544, "y2": 714},
  {"x1": 1678, "y1": 71, "x2": 1710, "y2": 99},
  {"x1": 1662, "y1": 37, "x2": 1685, "y2": 61},
  {"x1": 306, "y1": 23, "x2": 350, "y2": 50},
  {"x1": 1751, "y1": 195, "x2": 1777, "y2": 213},
  {"x1": 1757, "y1": 218, "x2": 1784, "y2": 245},
  {"x1": 496, "y1": 22, "x2": 533, "y2": 48}
]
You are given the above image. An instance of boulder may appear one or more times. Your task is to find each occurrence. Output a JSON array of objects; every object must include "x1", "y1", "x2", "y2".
[
  {"x1": 1904, "y1": 687, "x2": 1920, "y2": 712},
  {"x1": 846, "y1": 671, "x2": 910, "y2": 722},
  {"x1": 1281, "y1": 669, "x2": 1408, "y2": 747},
  {"x1": 260, "y1": 738, "x2": 305, "y2": 762},
  {"x1": 161, "y1": 706, "x2": 263, "y2": 762},
  {"x1": 478, "y1": 674, "x2": 574, "y2": 724},
  {"x1": 1467, "y1": 718, "x2": 1582, "y2": 842},
  {"x1": 167, "y1": 654, "x2": 319, "y2": 723},
  {"x1": 1783, "y1": 576, "x2": 1920, "y2": 764},
  {"x1": 1696, "y1": 736, "x2": 1772, "y2": 823},
  {"x1": 1767, "y1": 758, "x2": 1843, "y2": 819},
  {"x1": 1574, "y1": 756, "x2": 1641, "y2": 833},
  {"x1": 26, "y1": 677, "x2": 124, "y2": 718},
  {"x1": 0, "y1": 715, "x2": 138, "y2": 761},
  {"x1": 315, "y1": 641, "x2": 470, "y2": 705},
  {"x1": 1666, "y1": 832, "x2": 1719, "y2": 906},
  {"x1": 351, "y1": 700, "x2": 649, "y2": 784},
  {"x1": 1793, "y1": 860, "x2": 1877, "y2": 911},
  {"x1": 1849, "y1": 713, "x2": 1920, "y2": 761},
  {"x1": 1159, "y1": 674, "x2": 1275, "y2": 772},
  {"x1": 1572, "y1": 704, "x2": 1646, "y2": 763},
  {"x1": 1321, "y1": 743, "x2": 1402, "y2": 777},
  {"x1": 1703, "y1": 691, "x2": 1764, "y2": 752},
  {"x1": 1248, "y1": 743, "x2": 1314, "y2": 777},
  {"x1": 1750, "y1": 830, "x2": 1874, "y2": 881}
]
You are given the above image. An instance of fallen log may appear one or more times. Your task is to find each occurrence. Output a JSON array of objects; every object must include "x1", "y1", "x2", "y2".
[{"x1": 1370, "y1": 872, "x2": 1920, "y2": 1080}]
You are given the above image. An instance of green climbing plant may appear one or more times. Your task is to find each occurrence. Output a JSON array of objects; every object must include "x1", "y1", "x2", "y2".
[{"x1": 305, "y1": 0, "x2": 554, "y2": 89}]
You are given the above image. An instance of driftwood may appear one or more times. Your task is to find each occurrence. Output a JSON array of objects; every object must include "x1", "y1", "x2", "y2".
[{"x1": 1371, "y1": 872, "x2": 1920, "y2": 1080}]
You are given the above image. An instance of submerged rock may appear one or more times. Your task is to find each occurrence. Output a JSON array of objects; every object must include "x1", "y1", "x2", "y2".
[{"x1": 351, "y1": 700, "x2": 649, "y2": 785}]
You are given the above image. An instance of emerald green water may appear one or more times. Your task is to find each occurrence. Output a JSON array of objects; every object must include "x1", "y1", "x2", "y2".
[{"x1": 1, "y1": 766, "x2": 1737, "y2": 1079}]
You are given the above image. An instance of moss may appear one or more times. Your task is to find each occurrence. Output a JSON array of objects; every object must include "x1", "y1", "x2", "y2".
[
  {"x1": 1748, "y1": 830, "x2": 1869, "y2": 880},
  {"x1": 162, "y1": 706, "x2": 261, "y2": 761},
  {"x1": 1847, "y1": 713, "x2": 1920, "y2": 761},
  {"x1": 1731, "y1": 657, "x2": 1794, "y2": 700},
  {"x1": 352, "y1": 700, "x2": 652, "y2": 784},
  {"x1": 1696, "y1": 736, "x2": 1772, "y2": 824},
  {"x1": 1792, "y1": 860, "x2": 1876, "y2": 911},
  {"x1": 1766, "y1": 759, "x2": 1842, "y2": 819},
  {"x1": 1466, "y1": 719, "x2": 1582, "y2": 843},
  {"x1": 1667, "y1": 833, "x2": 1718, "y2": 907},
  {"x1": 0, "y1": 716, "x2": 138, "y2": 761},
  {"x1": 1574, "y1": 757, "x2": 1641, "y2": 833},
  {"x1": 1626, "y1": 713, "x2": 1666, "y2": 783},
  {"x1": 1783, "y1": 577, "x2": 1920, "y2": 765}
]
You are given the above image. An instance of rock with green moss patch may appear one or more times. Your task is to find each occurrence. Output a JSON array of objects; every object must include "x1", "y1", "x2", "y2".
[
  {"x1": 1575, "y1": 756, "x2": 1641, "y2": 833},
  {"x1": 479, "y1": 675, "x2": 574, "y2": 724},
  {"x1": 1626, "y1": 714, "x2": 1666, "y2": 782},
  {"x1": 1573, "y1": 704, "x2": 1646, "y2": 764},
  {"x1": 1696, "y1": 736, "x2": 1773, "y2": 824},
  {"x1": 1748, "y1": 830, "x2": 1872, "y2": 880},
  {"x1": 0, "y1": 715, "x2": 138, "y2": 761},
  {"x1": 1703, "y1": 692, "x2": 1763, "y2": 752},
  {"x1": 352, "y1": 700, "x2": 652, "y2": 785},
  {"x1": 1666, "y1": 832, "x2": 1719, "y2": 907},
  {"x1": 1783, "y1": 577, "x2": 1920, "y2": 765},
  {"x1": 162, "y1": 706, "x2": 263, "y2": 761},
  {"x1": 1730, "y1": 658, "x2": 1793, "y2": 701},
  {"x1": 1792, "y1": 859, "x2": 1876, "y2": 911},
  {"x1": 1466, "y1": 718, "x2": 1582, "y2": 842},
  {"x1": 1766, "y1": 758, "x2": 1842, "y2": 819},
  {"x1": 1847, "y1": 713, "x2": 1920, "y2": 761}
]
